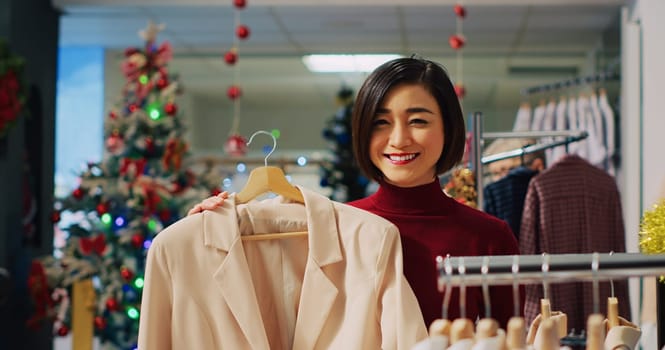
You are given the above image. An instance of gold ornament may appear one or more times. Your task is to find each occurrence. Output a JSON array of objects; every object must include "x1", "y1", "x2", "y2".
[{"x1": 639, "y1": 199, "x2": 665, "y2": 254}]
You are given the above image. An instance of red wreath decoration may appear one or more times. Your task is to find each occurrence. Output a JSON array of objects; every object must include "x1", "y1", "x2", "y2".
[{"x1": 0, "y1": 39, "x2": 28, "y2": 139}]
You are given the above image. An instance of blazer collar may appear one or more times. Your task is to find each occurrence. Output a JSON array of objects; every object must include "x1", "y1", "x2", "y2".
[
  {"x1": 202, "y1": 186, "x2": 343, "y2": 265},
  {"x1": 203, "y1": 187, "x2": 343, "y2": 349}
]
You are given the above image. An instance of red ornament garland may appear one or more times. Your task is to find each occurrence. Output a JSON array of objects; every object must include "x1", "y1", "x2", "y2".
[
  {"x1": 0, "y1": 40, "x2": 27, "y2": 139},
  {"x1": 450, "y1": 3, "x2": 467, "y2": 100},
  {"x1": 223, "y1": 0, "x2": 251, "y2": 156}
]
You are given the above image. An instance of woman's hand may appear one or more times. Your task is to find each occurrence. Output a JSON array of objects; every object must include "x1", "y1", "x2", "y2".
[{"x1": 187, "y1": 191, "x2": 229, "y2": 216}]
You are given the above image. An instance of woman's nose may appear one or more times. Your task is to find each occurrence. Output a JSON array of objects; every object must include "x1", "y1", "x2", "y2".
[{"x1": 389, "y1": 125, "x2": 412, "y2": 148}]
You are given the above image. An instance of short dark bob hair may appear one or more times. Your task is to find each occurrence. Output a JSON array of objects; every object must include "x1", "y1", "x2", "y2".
[{"x1": 351, "y1": 57, "x2": 466, "y2": 182}]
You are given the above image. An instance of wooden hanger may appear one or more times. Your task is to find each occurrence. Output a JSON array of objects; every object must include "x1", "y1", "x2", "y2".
[
  {"x1": 506, "y1": 317, "x2": 526, "y2": 350},
  {"x1": 586, "y1": 314, "x2": 605, "y2": 350},
  {"x1": 607, "y1": 297, "x2": 620, "y2": 329},
  {"x1": 234, "y1": 130, "x2": 307, "y2": 241}
]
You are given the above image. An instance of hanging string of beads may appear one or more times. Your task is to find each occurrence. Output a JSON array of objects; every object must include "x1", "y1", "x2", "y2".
[{"x1": 223, "y1": 0, "x2": 251, "y2": 156}]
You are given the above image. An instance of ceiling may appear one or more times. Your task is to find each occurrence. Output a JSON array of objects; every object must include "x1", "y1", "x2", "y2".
[{"x1": 53, "y1": 0, "x2": 626, "y2": 150}]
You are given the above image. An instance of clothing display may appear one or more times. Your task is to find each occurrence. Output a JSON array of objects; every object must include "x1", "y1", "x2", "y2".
[
  {"x1": 348, "y1": 179, "x2": 520, "y2": 329},
  {"x1": 483, "y1": 166, "x2": 539, "y2": 240},
  {"x1": 519, "y1": 154, "x2": 630, "y2": 333},
  {"x1": 138, "y1": 187, "x2": 427, "y2": 349}
]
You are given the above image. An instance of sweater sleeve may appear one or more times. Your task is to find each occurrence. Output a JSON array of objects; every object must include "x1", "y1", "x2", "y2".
[
  {"x1": 138, "y1": 239, "x2": 173, "y2": 350},
  {"x1": 376, "y1": 225, "x2": 428, "y2": 350}
]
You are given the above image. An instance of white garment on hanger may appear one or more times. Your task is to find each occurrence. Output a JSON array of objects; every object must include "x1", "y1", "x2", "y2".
[
  {"x1": 566, "y1": 96, "x2": 579, "y2": 155},
  {"x1": 530, "y1": 102, "x2": 547, "y2": 131},
  {"x1": 598, "y1": 90, "x2": 616, "y2": 176},
  {"x1": 138, "y1": 188, "x2": 427, "y2": 350},
  {"x1": 513, "y1": 103, "x2": 532, "y2": 131},
  {"x1": 550, "y1": 97, "x2": 568, "y2": 164},
  {"x1": 541, "y1": 99, "x2": 558, "y2": 166},
  {"x1": 587, "y1": 92, "x2": 607, "y2": 168},
  {"x1": 575, "y1": 96, "x2": 590, "y2": 160}
]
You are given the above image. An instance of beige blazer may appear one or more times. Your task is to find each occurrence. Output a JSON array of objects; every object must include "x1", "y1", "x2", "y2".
[{"x1": 138, "y1": 187, "x2": 427, "y2": 349}]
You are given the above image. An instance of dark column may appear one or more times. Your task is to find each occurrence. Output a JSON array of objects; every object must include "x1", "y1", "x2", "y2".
[{"x1": 0, "y1": 0, "x2": 60, "y2": 349}]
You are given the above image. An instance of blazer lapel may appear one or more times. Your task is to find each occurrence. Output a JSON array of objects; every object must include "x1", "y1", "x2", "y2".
[
  {"x1": 205, "y1": 196, "x2": 270, "y2": 350},
  {"x1": 292, "y1": 188, "x2": 343, "y2": 350}
]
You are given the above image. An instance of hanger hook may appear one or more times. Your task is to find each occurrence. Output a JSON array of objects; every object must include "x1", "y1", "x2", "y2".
[
  {"x1": 541, "y1": 253, "x2": 550, "y2": 300},
  {"x1": 512, "y1": 255, "x2": 520, "y2": 317},
  {"x1": 459, "y1": 256, "x2": 467, "y2": 319},
  {"x1": 441, "y1": 254, "x2": 453, "y2": 320},
  {"x1": 246, "y1": 130, "x2": 277, "y2": 167},
  {"x1": 481, "y1": 256, "x2": 491, "y2": 318},
  {"x1": 608, "y1": 251, "x2": 615, "y2": 298},
  {"x1": 592, "y1": 252, "x2": 600, "y2": 314}
]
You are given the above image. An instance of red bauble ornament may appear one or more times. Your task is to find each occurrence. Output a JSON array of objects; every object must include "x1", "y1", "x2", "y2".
[
  {"x1": 449, "y1": 35, "x2": 465, "y2": 50},
  {"x1": 211, "y1": 188, "x2": 222, "y2": 196},
  {"x1": 157, "y1": 78, "x2": 169, "y2": 90},
  {"x1": 51, "y1": 210, "x2": 61, "y2": 223},
  {"x1": 145, "y1": 137, "x2": 155, "y2": 152},
  {"x1": 72, "y1": 188, "x2": 84, "y2": 200},
  {"x1": 224, "y1": 134, "x2": 248, "y2": 157},
  {"x1": 454, "y1": 84, "x2": 466, "y2": 99},
  {"x1": 96, "y1": 202, "x2": 109, "y2": 215},
  {"x1": 94, "y1": 316, "x2": 107, "y2": 330},
  {"x1": 233, "y1": 0, "x2": 247, "y2": 9},
  {"x1": 120, "y1": 267, "x2": 134, "y2": 282},
  {"x1": 454, "y1": 4, "x2": 467, "y2": 18},
  {"x1": 224, "y1": 50, "x2": 238, "y2": 65},
  {"x1": 128, "y1": 104, "x2": 139, "y2": 113},
  {"x1": 56, "y1": 325, "x2": 70, "y2": 336},
  {"x1": 105, "y1": 297, "x2": 119, "y2": 312},
  {"x1": 164, "y1": 102, "x2": 177, "y2": 116},
  {"x1": 109, "y1": 111, "x2": 118, "y2": 119},
  {"x1": 236, "y1": 25, "x2": 250, "y2": 40},
  {"x1": 131, "y1": 233, "x2": 144, "y2": 249},
  {"x1": 106, "y1": 133, "x2": 125, "y2": 155},
  {"x1": 227, "y1": 85, "x2": 242, "y2": 100},
  {"x1": 159, "y1": 209, "x2": 171, "y2": 222}
]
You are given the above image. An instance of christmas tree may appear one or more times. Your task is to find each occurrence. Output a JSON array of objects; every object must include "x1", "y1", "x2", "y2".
[
  {"x1": 40, "y1": 22, "x2": 215, "y2": 349},
  {"x1": 320, "y1": 87, "x2": 369, "y2": 202}
]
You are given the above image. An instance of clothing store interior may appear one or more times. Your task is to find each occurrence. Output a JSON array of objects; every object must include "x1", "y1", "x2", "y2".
[{"x1": 1, "y1": 0, "x2": 664, "y2": 349}]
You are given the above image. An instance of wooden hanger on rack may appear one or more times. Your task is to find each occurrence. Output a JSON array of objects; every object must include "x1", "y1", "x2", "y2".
[{"x1": 234, "y1": 130, "x2": 307, "y2": 241}]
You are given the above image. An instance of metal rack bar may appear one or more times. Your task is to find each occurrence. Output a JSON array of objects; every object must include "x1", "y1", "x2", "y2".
[
  {"x1": 481, "y1": 131, "x2": 588, "y2": 165},
  {"x1": 437, "y1": 252, "x2": 665, "y2": 287},
  {"x1": 520, "y1": 70, "x2": 620, "y2": 96}
]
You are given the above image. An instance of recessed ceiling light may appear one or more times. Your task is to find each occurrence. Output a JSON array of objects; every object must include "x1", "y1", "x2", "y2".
[{"x1": 302, "y1": 54, "x2": 402, "y2": 73}]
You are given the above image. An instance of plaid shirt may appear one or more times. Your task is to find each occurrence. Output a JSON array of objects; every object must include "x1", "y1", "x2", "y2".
[{"x1": 519, "y1": 155, "x2": 630, "y2": 333}]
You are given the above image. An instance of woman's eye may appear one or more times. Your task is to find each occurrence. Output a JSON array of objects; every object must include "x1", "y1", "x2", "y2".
[
  {"x1": 372, "y1": 119, "x2": 389, "y2": 127},
  {"x1": 410, "y1": 118, "x2": 428, "y2": 125}
]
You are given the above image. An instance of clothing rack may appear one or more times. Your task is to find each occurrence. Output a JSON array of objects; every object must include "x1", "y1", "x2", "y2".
[
  {"x1": 468, "y1": 112, "x2": 589, "y2": 210},
  {"x1": 438, "y1": 252, "x2": 665, "y2": 347},
  {"x1": 520, "y1": 70, "x2": 620, "y2": 96},
  {"x1": 436, "y1": 252, "x2": 665, "y2": 287}
]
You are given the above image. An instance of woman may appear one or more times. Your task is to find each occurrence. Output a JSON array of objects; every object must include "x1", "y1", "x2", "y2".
[{"x1": 188, "y1": 57, "x2": 521, "y2": 329}]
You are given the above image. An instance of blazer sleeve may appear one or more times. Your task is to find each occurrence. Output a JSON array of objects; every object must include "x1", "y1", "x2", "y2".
[
  {"x1": 138, "y1": 238, "x2": 173, "y2": 349},
  {"x1": 376, "y1": 225, "x2": 428, "y2": 350}
]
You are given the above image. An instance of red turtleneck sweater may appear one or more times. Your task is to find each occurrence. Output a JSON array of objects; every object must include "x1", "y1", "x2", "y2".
[{"x1": 347, "y1": 179, "x2": 521, "y2": 329}]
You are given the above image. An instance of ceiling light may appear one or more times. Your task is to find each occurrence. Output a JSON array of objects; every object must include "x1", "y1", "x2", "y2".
[{"x1": 302, "y1": 54, "x2": 402, "y2": 73}]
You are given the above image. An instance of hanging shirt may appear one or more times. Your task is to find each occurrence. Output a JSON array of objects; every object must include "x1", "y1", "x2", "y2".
[
  {"x1": 519, "y1": 155, "x2": 630, "y2": 333},
  {"x1": 483, "y1": 166, "x2": 539, "y2": 241},
  {"x1": 598, "y1": 89, "x2": 617, "y2": 176},
  {"x1": 138, "y1": 187, "x2": 427, "y2": 350}
]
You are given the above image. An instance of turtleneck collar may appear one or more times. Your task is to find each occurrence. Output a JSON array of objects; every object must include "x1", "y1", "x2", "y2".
[{"x1": 369, "y1": 178, "x2": 453, "y2": 215}]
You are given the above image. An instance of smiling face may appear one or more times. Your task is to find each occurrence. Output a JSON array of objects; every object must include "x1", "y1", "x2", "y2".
[{"x1": 369, "y1": 83, "x2": 445, "y2": 188}]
